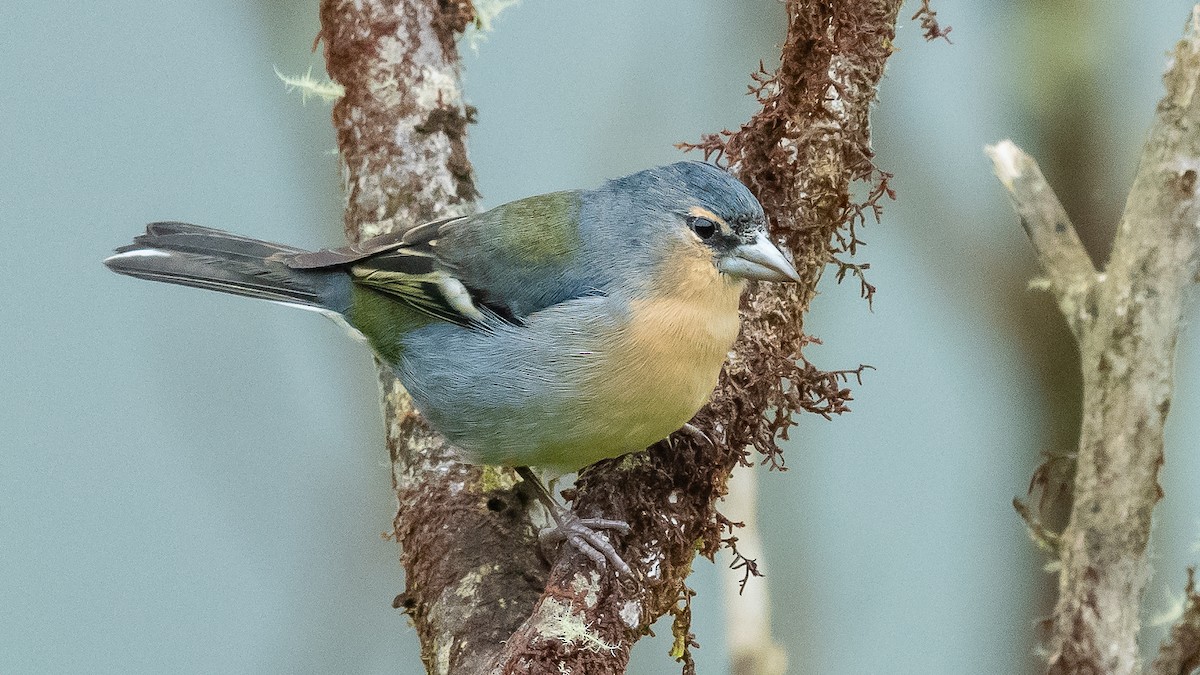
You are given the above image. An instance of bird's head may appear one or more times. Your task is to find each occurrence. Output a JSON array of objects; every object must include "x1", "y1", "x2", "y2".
[{"x1": 601, "y1": 161, "x2": 801, "y2": 286}]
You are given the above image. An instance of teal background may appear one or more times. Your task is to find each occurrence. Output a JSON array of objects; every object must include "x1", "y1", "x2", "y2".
[{"x1": 3, "y1": 1, "x2": 1199, "y2": 672}]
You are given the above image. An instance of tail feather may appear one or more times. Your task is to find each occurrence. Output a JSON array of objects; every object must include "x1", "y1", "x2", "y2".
[
  {"x1": 124, "y1": 221, "x2": 308, "y2": 259},
  {"x1": 105, "y1": 222, "x2": 339, "y2": 310}
]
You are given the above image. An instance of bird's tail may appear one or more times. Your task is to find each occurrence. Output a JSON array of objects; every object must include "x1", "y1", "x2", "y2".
[{"x1": 104, "y1": 222, "x2": 345, "y2": 312}]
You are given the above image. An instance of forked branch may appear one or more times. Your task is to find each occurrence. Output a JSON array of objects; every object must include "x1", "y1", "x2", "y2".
[{"x1": 987, "y1": 7, "x2": 1200, "y2": 673}]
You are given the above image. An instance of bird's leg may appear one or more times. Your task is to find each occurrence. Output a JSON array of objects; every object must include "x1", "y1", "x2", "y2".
[{"x1": 515, "y1": 466, "x2": 632, "y2": 575}]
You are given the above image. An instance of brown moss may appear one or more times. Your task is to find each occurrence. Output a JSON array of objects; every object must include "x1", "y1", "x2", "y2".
[{"x1": 911, "y1": 0, "x2": 953, "y2": 43}]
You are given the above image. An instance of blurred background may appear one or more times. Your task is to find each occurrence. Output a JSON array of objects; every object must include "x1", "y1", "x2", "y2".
[{"x1": 3, "y1": 0, "x2": 1199, "y2": 672}]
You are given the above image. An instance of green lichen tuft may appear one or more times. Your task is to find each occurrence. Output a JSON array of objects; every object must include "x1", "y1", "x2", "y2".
[
  {"x1": 538, "y1": 598, "x2": 616, "y2": 654},
  {"x1": 463, "y1": 0, "x2": 520, "y2": 50},
  {"x1": 274, "y1": 65, "x2": 344, "y2": 104},
  {"x1": 477, "y1": 465, "x2": 518, "y2": 493},
  {"x1": 617, "y1": 452, "x2": 652, "y2": 471}
]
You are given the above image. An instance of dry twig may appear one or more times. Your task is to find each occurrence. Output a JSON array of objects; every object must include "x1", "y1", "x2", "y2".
[{"x1": 721, "y1": 466, "x2": 786, "y2": 675}]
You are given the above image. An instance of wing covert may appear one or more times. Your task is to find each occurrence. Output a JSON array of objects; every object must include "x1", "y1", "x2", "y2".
[{"x1": 279, "y1": 191, "x2": 598, "y2": 326}]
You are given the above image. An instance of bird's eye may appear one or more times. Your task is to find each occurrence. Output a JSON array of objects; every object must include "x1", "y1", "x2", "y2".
[{"x1": 687, "y1": 216, "x2": 718, "y2": 240}]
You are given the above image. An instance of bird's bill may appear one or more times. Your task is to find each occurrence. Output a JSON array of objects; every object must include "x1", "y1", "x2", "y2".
[{"x1": 718, "y1": 233, "x2": 801, "y2": 282}]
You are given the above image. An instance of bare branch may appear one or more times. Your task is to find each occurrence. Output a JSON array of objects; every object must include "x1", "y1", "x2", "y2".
[
  {"x1": 990, "y1": 7, "x2": 1200, "y2": 674},
  {"x1": 1046, "y1": 8, "x2": 1200, "y2": 672},
  {"x1": 985, "y1": 140, "x2": 1098, "y2": 337}
]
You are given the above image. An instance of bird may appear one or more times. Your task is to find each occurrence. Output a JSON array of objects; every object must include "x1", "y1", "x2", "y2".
[{"x1": 104, "y1": 161, "x2": 800, "y2": 572}]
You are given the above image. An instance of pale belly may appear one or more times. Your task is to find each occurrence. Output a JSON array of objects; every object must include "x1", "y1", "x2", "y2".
[{"x1": 511, "y1": 350, "x2": 729, "y2": 471}]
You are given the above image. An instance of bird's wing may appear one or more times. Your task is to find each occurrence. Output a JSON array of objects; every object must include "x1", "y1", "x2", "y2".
[{"x1": 281, "y1": 191, "x2": 597, "y2": 325}]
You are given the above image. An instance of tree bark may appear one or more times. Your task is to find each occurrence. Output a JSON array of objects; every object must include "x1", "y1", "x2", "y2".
[
  {"x1": 987, "y1": 7, "x2": 1200, "y2": 673},
  {"x1": 1150, "y1": 568, "x2": 1200, "y2": 675},
  {"x1": 319, "y1": 2, "x2": 544, "y2": 673}
]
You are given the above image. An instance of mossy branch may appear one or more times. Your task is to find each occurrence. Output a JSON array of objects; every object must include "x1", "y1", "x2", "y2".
[{"x1": 491, "y1": 1, "x2": 903, "y2": 672}]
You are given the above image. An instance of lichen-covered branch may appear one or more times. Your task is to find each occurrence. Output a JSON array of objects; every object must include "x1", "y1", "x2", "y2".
[
  {"x1": 318, "y1": 2, "x2": 546, "y2": 672},
  {"x1": 988, "y1": 7, "x2": 1200, "y2": 674},
  {"x1": 1151, "y1": 568, "x2": 1200, "y2": 675}
]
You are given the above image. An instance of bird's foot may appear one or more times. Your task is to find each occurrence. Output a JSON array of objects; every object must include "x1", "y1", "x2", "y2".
[
  {"x1": 539, "y1": 513, "x2": 632, "y2": 576},
  {"x1": 514, "y1": 466, "x2": 632, "y2": 575}
]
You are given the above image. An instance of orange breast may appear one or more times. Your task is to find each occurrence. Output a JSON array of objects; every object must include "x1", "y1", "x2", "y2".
[{"x1": 576, "y1": 253, "x2": 745, "y2": 461}]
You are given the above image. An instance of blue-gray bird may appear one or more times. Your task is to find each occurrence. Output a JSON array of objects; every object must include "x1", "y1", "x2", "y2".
[{"x1": 105, "y1": 161, "x2": 800, "y2": 571}]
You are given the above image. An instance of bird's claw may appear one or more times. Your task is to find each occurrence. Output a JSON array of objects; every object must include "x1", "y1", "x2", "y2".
[
  {"x1": 679, "y1": 422, "x2": 713, "y2": 446},
  {"x1": 539, "y1": 513, "x2": 633, "y2": 576},
  {"x1": 514, "y1": 466, "x2": 632, "y2": 575}
]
